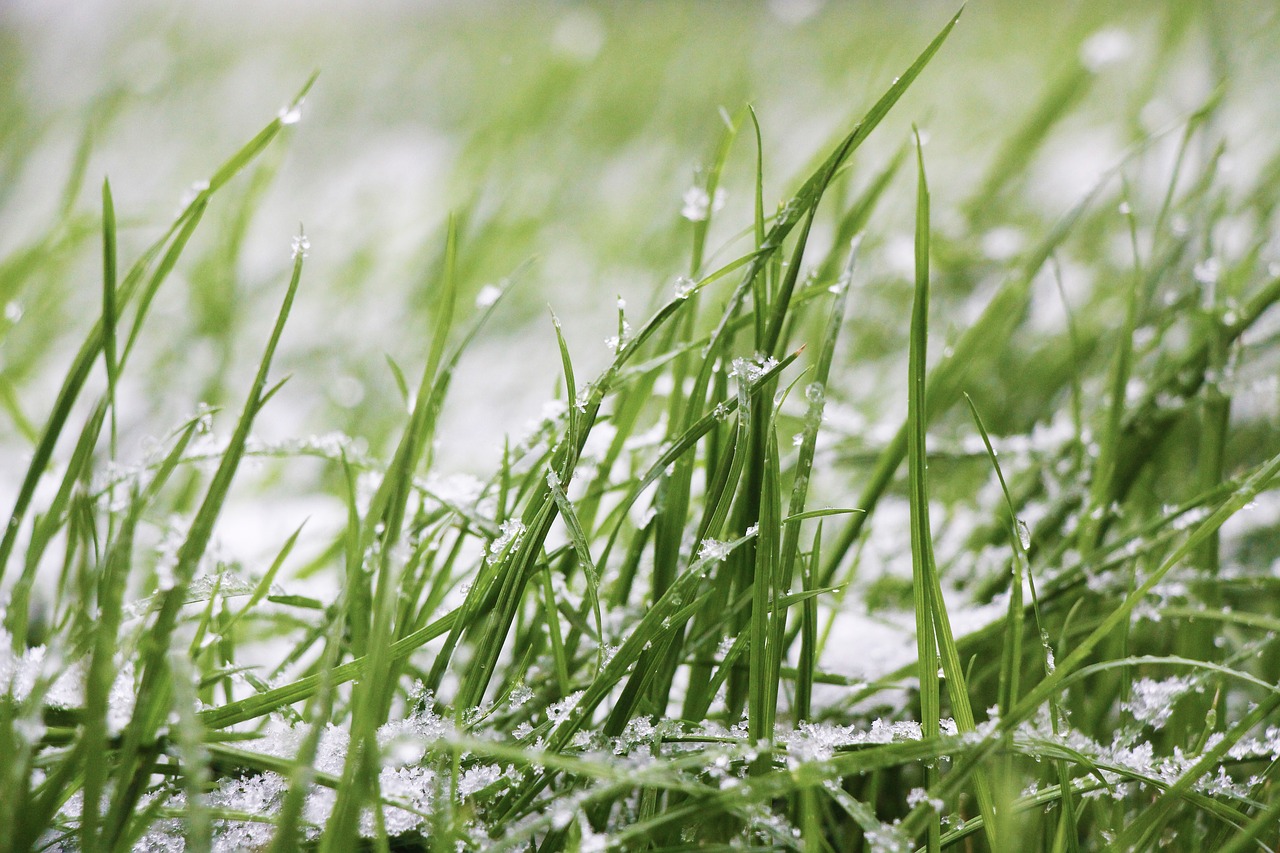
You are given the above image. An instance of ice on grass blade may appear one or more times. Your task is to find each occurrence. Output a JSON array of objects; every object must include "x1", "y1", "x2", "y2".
[
  {"x1": 604, "y1": 321, "x2": 632, "y2": 353},
  {"x1": 1016, "y1": 518, "x2": 1032, "y2": 550},
  {"x1": 698, "y1": 538, "x2": 733, "y2": 562},
  {"x1": 508, "y1": 683, "x2": 534, "y2": 708},
  {"x1": 907, "y1": 787, "x2": 944, "y2": 813},
  {"x1": 487, "y1": 518, "x2": 526, "y2": 564},
  {"x1": 277, "y1": 104, "x2": 304, "y2": 125},
  {"x1": 291, "y1": 228, "x2": 310, "y2": 259},
  {"x1": 729, "y1": 354, "x2": 779, "y2": 384}
]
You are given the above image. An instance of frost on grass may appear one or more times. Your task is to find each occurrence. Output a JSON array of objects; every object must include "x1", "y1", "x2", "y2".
[
  {"x1": 486, "y1": 518, "x2": 527, "y2": 564},
  {"x1": 129, "y1": 706, "x2": 477, "y2": 850},
  {"x1": 1122, "y1": 676, "x2": 1197, "y2": 729},
  {"x1": 729, "y1": 353, "x2": 779, "y2": 384},
  {"x1": 0, "y1": 633, "x2": 137, "y2": 736},
  {"x1": 697, "y1": 537, "x2": 733, "y2": 562}
]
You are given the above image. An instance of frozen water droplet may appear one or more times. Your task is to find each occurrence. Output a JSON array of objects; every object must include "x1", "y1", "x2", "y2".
[
  {"x1": 4, "y1": 302, "x2": 22, "y2": 323},
  {"x1": 291, "y1": 233, "x2": 310, "y2": 259},
  {"x1": 278, "y1": 104, "x2": 302, "y2": 125},
  {"x1": 1016, "y1": 519, "x2": 1032, "y2": 550},
  {"x1": 1117, "y1": 200, "x2": 1132, "y2": 215},
  {"x1": 674, "y1": 275, "x2": 695, "y2": 298},
  {"x1": 475, "y1": 284, "x2": 502, "y2": 308}
]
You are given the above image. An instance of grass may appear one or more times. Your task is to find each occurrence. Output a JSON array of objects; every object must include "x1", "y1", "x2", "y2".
[{"x1": 3, "y1": 4, "x2": 1280, "y2": 851}]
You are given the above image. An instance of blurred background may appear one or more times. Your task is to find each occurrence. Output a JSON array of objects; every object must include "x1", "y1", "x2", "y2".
[{"x1": 2, "y1": 1, "x2": 1278, "y2": 574}]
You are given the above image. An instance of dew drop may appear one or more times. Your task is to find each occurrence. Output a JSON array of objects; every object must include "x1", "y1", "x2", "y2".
[{"x1": 1016, "y1": 518, "x2": 1032, "y2": 550}]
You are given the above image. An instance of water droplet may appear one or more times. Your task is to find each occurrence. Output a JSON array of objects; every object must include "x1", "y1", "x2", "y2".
[
  {"x1": 475, "y1": 284, "x2": 502, "y2": 308},
  {"x1": 291, "y1": 233, "x2": 310, "y2": 259},
  {"x1": 4, "y1": 302, "x2": 22, "y2": 323},
  {"x1": 1016, "y1": 519, "x2": 1032, "y2": 550},
  {"x1": 277, "y1": 105, "x2": 302, "y2": 125}
]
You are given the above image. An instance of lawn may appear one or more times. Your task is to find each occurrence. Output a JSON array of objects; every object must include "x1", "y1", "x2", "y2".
[{"x1": 2, "y1": 2, "x2": 1280, "y2": 850}]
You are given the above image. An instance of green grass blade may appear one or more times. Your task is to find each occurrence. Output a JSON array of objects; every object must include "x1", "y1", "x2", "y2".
[{"x1": 907, "y1": 129, "x2": 943, "y2": 853}]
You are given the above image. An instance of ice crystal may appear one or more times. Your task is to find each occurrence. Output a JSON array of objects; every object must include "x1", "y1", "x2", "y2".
[
  {"x1": 508, "y1": 683, "x2": 534, "y2": 708},
  {"x1": 906, "y1": 787, "x2": 943, "y2": 812},
  {"x1": 546, "y1": 690, "x2": 585, "y2": 725},
  {"x1": 1123, "y1": 676, "x2": 1195, "y2": 728},
  {"x1": 698, "y1": 538, "x2": 733, "y2": 562},
  {"x1": 458, "y1": 764, "x2": 504, "y2": 797},
  {"x1": 487, "y1": 519, "x2": 527, "y2": 564},
  {"x1": 729, "y1": 354, "x2": 779, "y2": 384}
]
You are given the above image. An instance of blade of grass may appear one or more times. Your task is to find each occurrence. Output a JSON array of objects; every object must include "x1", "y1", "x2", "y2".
[{"x1": 906, "y1": 130, "x2": 998, "y2": 850}]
